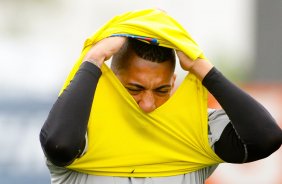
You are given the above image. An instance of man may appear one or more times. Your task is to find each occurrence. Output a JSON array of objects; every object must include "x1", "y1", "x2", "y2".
[{"x1": 40, "y1": 35, "x2": 281, "y2": 184}]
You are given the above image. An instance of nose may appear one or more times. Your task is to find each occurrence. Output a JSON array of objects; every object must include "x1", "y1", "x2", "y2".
[{"x1": 138, "y1": 91, "x2": 156, "y2": 113}]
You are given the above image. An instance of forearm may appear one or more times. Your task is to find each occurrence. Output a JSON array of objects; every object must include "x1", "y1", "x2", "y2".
[
  {"x1": 203, "y1": 67, "x2": 282, "y2": 162},
  {"x1": 39, "y1": 62, "x2": 101, "y2": 166}
]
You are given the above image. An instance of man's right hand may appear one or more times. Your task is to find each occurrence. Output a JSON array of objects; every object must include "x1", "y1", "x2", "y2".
[{"x1": 83, "y1": 36, "x2": 127, "y2": 67}]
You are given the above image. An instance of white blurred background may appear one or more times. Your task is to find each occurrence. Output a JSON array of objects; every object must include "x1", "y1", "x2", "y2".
[{"x1": 0, "y1": 0, "x2": 281, "y2": 183}]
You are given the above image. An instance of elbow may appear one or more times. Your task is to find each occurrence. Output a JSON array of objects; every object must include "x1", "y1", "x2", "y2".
[
  {"x1": 262, "y1": 119, "x2": 282, "y2": 156},
  {"x1": 262, "y1": 129, "x2": 282, "y2": 156},
  {"x1": 256, "y1": 116, "x2": 282, "y2": 158},
  {"x1": 248, "y1": 127, "x2": 282, "y2": 162},
  {"x1": 39, "y1": 129, "x2": 80, "y2": 167}
]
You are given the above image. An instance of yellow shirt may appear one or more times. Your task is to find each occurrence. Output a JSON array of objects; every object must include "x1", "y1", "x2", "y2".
[{"x1": 61, "y1": 9, "x2": 223, "y2": 177}]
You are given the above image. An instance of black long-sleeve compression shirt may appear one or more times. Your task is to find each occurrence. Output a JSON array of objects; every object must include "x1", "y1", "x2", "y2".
[{"x1": 40, "y1": 61, "x2": 282, "y2": 166}]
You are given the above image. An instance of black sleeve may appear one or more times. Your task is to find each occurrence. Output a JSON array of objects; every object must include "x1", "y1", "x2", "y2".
[
  {"x1": 203, "y1": 67, "x2": 282, "y2": 163},
  {"x1": 39, "y1": 61, "x2": 102, "y2": 167}
]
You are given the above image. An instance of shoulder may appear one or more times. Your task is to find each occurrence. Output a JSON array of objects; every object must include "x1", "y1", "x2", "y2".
[{"x1": 207, "y1": 109, "x2": 230, "y2": 147}]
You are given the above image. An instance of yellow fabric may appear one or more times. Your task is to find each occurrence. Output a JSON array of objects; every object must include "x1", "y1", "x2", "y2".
[{"x1": 62, "y1": 9, "x2": 224, "y2": 177}]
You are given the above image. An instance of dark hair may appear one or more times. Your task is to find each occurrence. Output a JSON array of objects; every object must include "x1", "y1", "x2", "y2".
[{"x1": 111, "y1": 38, "x2": 176, "y2": 73}]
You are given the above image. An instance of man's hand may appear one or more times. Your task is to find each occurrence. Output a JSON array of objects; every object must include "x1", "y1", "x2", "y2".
[
  {"x1": 83, "y1": 36, "x2": 127, "y2": 67},
  {"x1": 176, "y1": 51, "x2": 214, "y2": 81}
]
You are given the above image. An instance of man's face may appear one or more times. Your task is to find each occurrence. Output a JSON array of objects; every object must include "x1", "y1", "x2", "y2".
[{"x1": 115, "y1": 53, "x2": 176, "y2": 113}]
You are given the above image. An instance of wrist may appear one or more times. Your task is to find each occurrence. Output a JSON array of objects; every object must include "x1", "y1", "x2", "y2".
[
  {"x1": 83, "y1": 53, "x2": 105, "y2": 68},
  {"x1": 83, "y1": 47, "x2": 107, "y2": 68},
  {"x1": 84, "y1": 59, "x2": 102, "y2": 68},
  {"x1": 189, "y1": 59, "x2": 214, "y2": 81}
]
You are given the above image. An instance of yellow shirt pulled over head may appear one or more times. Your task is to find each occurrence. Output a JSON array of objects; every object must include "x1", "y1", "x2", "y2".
[{"x1": 61, "y1": 9, "x2": 224, "y2": 177}]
